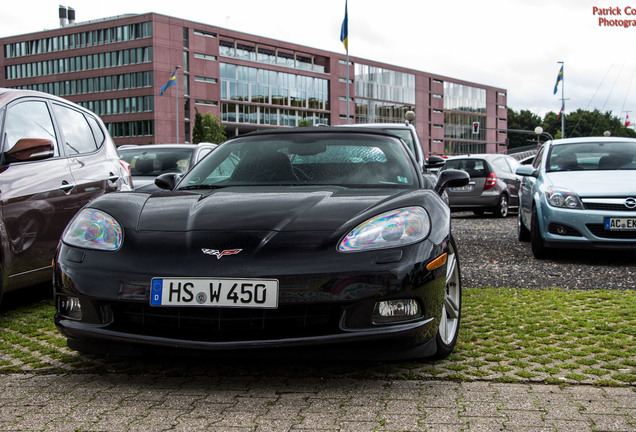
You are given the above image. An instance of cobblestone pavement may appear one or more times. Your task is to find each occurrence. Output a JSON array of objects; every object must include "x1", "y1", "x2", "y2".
[{"x1": 0, "y1": 374, "x2": 634, "y2": 432}]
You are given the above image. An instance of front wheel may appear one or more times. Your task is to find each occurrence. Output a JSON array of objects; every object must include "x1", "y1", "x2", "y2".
[
  {"x1": 434, "y1": 236, "x2": 462, "y2": 359},
  {"x1": 530, "y1": 207, "x2": 551, "y2": 259},
  {"x1": 518, "y1": 213, "x2": 530, "y2": 242}
]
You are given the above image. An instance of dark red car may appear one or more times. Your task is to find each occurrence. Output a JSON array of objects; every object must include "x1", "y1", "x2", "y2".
[{"x1": 0, "y1": 88, "x2": 132, "y2": 304}]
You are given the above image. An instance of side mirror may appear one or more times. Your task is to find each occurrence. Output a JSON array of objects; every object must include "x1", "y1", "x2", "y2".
[
  {"x1": 155, "y1": 173, "x2": 180, "y2": 190},
  {"x1": 434, "y1": 169, "x2": 469, "y2": 196},
  {"x1": 515, "y1": 165, "x2": 538, "y2": 178},
  {"x1": 425, "y1": 155, "x2": 446, "y2": 169},
  {"x1": 4, "y1": 138, "x2": 54, "y2": 163}
]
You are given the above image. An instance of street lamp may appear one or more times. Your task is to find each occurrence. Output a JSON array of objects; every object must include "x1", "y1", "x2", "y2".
[{"x1": 534, "y1": 126, "x2": 554, "y2": 143}]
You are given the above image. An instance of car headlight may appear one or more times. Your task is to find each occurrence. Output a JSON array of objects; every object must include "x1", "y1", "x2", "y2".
[
  {"x1": 338, "y1": 206, "x2": 430, "y2": 252},
  {"x1": 62, "y1": 209, "x2": 123, "y2": 251},
  {"x1": 545, "y1": 188, "x2": 583, "y2": 209}
]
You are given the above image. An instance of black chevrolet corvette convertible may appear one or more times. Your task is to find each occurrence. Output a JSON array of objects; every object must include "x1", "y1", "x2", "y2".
[{"x1": 54, "y1": 127, "x2": 469, "y2": 360}]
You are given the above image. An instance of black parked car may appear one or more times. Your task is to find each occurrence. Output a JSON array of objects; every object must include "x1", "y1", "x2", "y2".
[
  {"x1": 0, "y1": 88, "x2": 132, "y2": 305},
  {"x1": 54, "y1": 127, "x2": 469, "y2": 360},
  {"x1": 440, "y1": 154, "x2": 521, "y2": 217}
]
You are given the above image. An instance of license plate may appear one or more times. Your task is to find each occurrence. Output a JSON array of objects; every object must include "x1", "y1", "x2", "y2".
[
  {"x1": 451, "y1": 185, "x2": 473, "y2": 192},
  {"x1": 150, "y1": 277, "x2": 279, "y2": 308},
  {"x1": 604, "y1": 217, "x2": 636, "y2": 231}
]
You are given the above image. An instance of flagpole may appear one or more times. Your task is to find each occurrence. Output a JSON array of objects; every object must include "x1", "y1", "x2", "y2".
[
  {"x1": 175, "y1": 65, "x2": 181, "y2": 144},
  {"x1": 340, "y1": 0, "x2": 349, "y2": 124},
  {"x1": 559, "y1": 61, "x2": 564, "y2": 138},
  {"x1": 346, "y1": 51, "x2": 350, "y2": 124}
]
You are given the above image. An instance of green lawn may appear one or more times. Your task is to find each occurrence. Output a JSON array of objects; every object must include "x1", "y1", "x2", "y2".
[{"x1": 0, "y1": 288, "x2": 634, "y2": 386}]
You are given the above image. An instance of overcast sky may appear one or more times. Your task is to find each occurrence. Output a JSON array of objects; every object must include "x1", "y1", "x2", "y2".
[{"x1": 2, "y1": 0, "x2": 635, "y2": 120}]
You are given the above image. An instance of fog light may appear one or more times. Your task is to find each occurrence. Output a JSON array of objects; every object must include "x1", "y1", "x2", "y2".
[
  {"x1": 556, "y1": 225, "x2": 568, "y2": 235},
  {"x1": 373, "y1": 299, "x2": 421, "y2": 324},
  {"x1": 58, "y1": 295, "x2": 82, "y2": 320}
]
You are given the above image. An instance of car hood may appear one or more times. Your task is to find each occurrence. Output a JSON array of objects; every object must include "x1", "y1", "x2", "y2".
[
  {"x1": 90, "y1": 186, "x2": 444, "y2": 235},
  {"x1": 545, "y1": 171, "x2": 636, "y2": 197}
]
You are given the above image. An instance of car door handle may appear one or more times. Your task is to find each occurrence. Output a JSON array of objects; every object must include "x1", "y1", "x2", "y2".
[
  {"x1": 60, "y1": 181, "x2": 75, "y2": 193},
  {"x1": 108, "y1": 172, "x2": 119, "y2": 182}
]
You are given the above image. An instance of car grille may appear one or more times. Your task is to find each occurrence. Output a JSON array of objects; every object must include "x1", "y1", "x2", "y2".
[
  {"x1": 109, "y1": 303, "x2": 347, "y2": 342},
  {"x1": 583, "y1": 202, "x2": 636, "y2": 212},
  {"x1": 586, "y1": 224, "x2": 636, "y2": 239}
]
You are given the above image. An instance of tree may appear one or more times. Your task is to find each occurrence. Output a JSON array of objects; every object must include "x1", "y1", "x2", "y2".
[
  {"x1": 506, "y1": 108, "x2": 543, "y2": 149},
  {"x1": 507, "y1": 108, "x2": 636, "y2": 147},
  {"x1": 192, "y1": 108, "x2": 227, "y2": 144},
  {"x1": 297, "y1": 118, "x2": 313, "y2": 127}
]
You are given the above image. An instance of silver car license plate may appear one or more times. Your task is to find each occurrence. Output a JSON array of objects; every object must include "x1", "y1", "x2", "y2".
[
  {"x1": 451, "y1": 185, "x2": 473, "y2": 192},
  {"x1": 150, "y1": 277, "x2": 279, "y2": 308},
  {"x1": 604, "y1": 217, "x2": 636, "y2": 231}
]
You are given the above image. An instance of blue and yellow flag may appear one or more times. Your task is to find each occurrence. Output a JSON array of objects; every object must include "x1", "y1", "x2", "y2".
[
  {"x1": 553, "y1": 64, "x2": 563, "y2": 95},
  {"x1": 340, "y1": 0, "x2": 348, "y2": 51},
  {"x1": 159, "y1": 69, "x2": 177, "y2": 96}
]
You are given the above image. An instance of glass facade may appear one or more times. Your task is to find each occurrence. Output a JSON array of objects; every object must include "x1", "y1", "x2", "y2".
[
  {"x1": 219, "y1": 62, "x2": 329, "y2": 127},
  {"x1": 11, "y1": 71, "x2": 154, "y2": 97},
  {"x1": 108, "y1": 120, "x2": 154, "y2": 138},
  {"x1": 354, "y1": 64, "x2": 415, "y2": 123},
  {"x1": 219, "y1": 41, "x2": 325, "y2": 74},
  {"x1": 78, "y1": 96, "x2": 154, "y2": 116},
  {"x1": 443, "y1": 82, "x2": 487, "y2": 154},
  {"x1": 5, "y1": 47, "x2": 153, "y2": 80},
  {"x1": 4, "y1": 21, "x2": 153, "y2": 58}
]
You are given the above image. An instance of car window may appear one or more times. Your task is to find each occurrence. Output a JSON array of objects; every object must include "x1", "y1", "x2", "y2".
[
  {"x1": 547, "y1": 141, "x2": 636, "y2": 171},
  {"x1": 443, "y1": 159, "x2": 488, "y2": 178},
  {"x1": 3, "y1": 100, "x2": 59, "y2": 156},
  {"x1": 120, "y1": 148, "x2": 195, "y2": 175},
  {"x1": 532, "y1": 146, "x2": 545, "y2": 169},
  {"x1": 180, "y1": 133, "x2": 417, "y2": 188},
  {"x1": 52, "y1": 103, "x2": 99, "y2": 155},
  {"x1": 491, "y1": 157, "x2": 512, "y2": 174},
  {"x1": 382, "y1": 128, "x2": 415, "y2": 154},
  {"x1": 195, "y1": 148, "x2": 213, "y2": 163},
  {"x1": 85, "y1": 115, "x2": 106, "y2": 149}
]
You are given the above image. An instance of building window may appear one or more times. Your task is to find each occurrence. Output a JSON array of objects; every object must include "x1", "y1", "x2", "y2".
[
  {"x1": 194, "y1": 30, "x2": 217, "y2": 38},
  {"x1": 195, "y1": 76, "x2": 217, "y2": 84},
  {"x1": 194, "y1": 53, "x2": 217, "y2": 61},
  {"x1": 443, "y1": 82, "x2": 486, "y2": 113}
]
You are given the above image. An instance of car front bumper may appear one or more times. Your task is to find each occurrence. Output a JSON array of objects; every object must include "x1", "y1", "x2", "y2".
[
  {"x1": 53, "y1": 237, "x2": 450, "y2": 359},
  {"x1": 539, "y1": 202, "x2": 636, "y2": 249}
]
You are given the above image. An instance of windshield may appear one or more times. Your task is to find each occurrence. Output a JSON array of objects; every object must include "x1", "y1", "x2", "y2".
[
  {"x1": 119, "y1": 148, "x2": 194, "y2": 176},
  {"x1": 547, "y1": 141, "x2": 636, "y2": 172},
  {"x1": 442, "y1": 158, "x2": 489, "y2": 178},
  {"x1": 178, "y1": 132, "x2": 419, "y2": 189}
]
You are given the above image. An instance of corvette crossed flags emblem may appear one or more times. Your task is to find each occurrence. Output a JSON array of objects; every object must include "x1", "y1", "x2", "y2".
[{"x1": 201, "y1": 248, "x2": 242, "y2": 259}]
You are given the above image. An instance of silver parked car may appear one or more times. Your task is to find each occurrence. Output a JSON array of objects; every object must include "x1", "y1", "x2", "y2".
[
  {"x1": 516, "y1": 137, "x2": 636, "y2": 258},
  {"x1": 118, "y1": 143, "x2": 217, "y2": 192},
  {"x1": 440, "y1": 154, "x2": 521, "y2": 217}
]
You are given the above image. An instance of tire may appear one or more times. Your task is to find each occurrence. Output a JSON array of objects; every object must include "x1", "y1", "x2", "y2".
[
  {"x1": 494, "y1": 194, "x2": 509, "y2": 218},
  {"x1": 434, "y1": 236, "x2": 462, "y2": 359},
  {"x1": 518, "y1": 213, "x2": 530, "y2": 242},
  {"x1": 530, "y1": 207, "x2": 551, "y2": 259}
]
